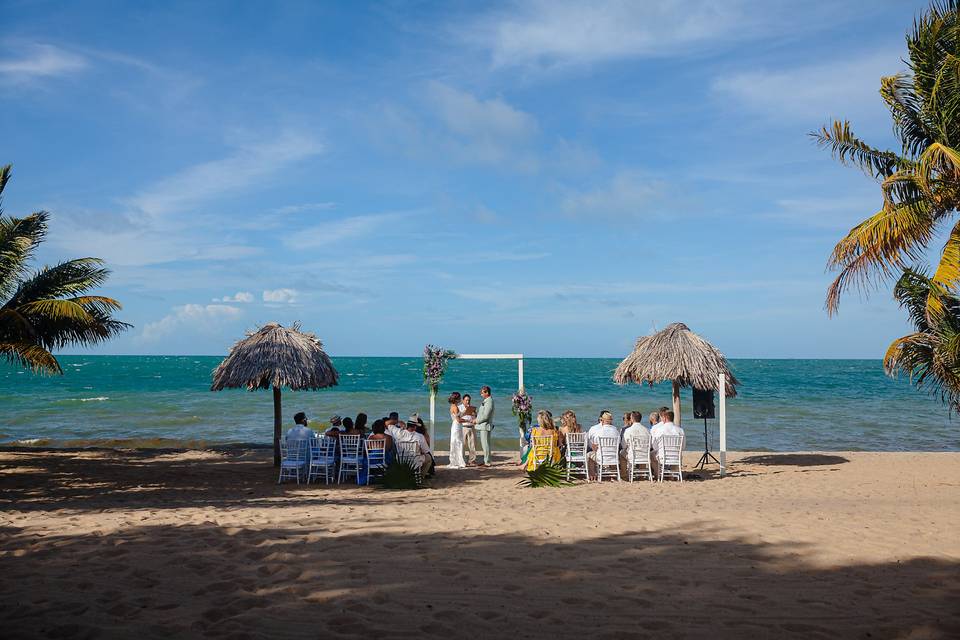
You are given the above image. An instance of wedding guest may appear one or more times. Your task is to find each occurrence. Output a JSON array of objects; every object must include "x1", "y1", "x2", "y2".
[
  {"x1": 650, "y1": 409, "x2": 684, "y2": 476},
  {"x1": 354, "y1": 413, "x2": 368, "y2": 437},
  {"x1": 325, "y1": 414, "x2": 343, "y2": 438},
  {"x1": 587, "y1": 411, "x2": 620, "y2": 479},
  {"x1": 411, "y1": 413, "x2": 430, "y2": 446},
  {"x1": 649, "y1": 411, "x2": 661, "y2": 428},
  {"x1": 367, "y1": 419, "x2": 394, "y2": 462},
  {"x1": 342, "y1": 417, "x2": 359, "y2": 435},
  {"x1": 286, "y1": 411, "x2": 312, "y2": 446},
  {"x1": 474, "y1": 385, "x2": 496, "y2": 467},
  {"x1": 622, "y1": 412, "x2": 632, "y2": 433},
  {"x1": 385, "y1": 412, "x2": 404, "y2": 442},
  {"x1": 460, "y1": 394, "x2": 478, "y2": 466},
  {"x1": 448, "y1": 392, "x2": 466, "y2": 469},
  {"x1": 621, "y1": 410, "x2": 651, "y2": 465},
  {"x1": 526, "y1": 409, "x2": 562, "y2": 470},
  {"x1": 558, "y1": 410, "x2": 582, "y2": 455},
  {"x1": 397, "y1": 417, "x2": 434, "y2": 476}
]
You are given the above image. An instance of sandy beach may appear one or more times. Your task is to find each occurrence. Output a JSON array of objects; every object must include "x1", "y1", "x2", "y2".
[{"x1": 2, "y1": 447, "x2": 959, "y2": 639}]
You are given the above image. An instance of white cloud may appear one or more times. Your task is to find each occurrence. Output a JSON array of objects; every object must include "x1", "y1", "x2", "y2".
[
  {"x1": 377, "y1": 83, "x2": 539, "y2": 171},
  {"x1": 54, "y1": 128, "x2": 323, "y2": 266},
  {"x1": 126, "y1": 130, "x2": 324, "y2": 219},
  {"x1": 263, "y1": 288, "x2": 298, "y2": 304},
  {"x1": 139, "y1": 304, "x2": 241, "y2": 342},
  {"x1": 561, "y1": 171, "x2": 674, "y2": 219},
  {"x1": 271, "y1": 202, "x2": 337, "y2": 215},
  {"x1": 427, "y1": 81, "x2": 538, "y2": 141},
  {"x1": 712, "y1": 52, "x2": 898, "y2": 123},
  {"x1": 292, "y1": 212, "x2": 414, "y2": 248},
  {"x1": 216, "y1": 291, "x2": 254, "y2": 303},
  {"x1": 0, "y1": 43, "x2": 87, "y2": 80},
  {"x1": 471, "y1": 0, "x2": 757, "y2": 68}
]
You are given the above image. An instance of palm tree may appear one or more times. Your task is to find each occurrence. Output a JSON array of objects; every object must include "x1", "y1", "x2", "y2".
[
  {"x1": 0, "y1": 164, "x2": 130, "y2": 373},
  {"x1": 813, "y1": 1, "x2": 960, "y2": 321},
  {"x1": 885, "y1": 268, "x2": 960, "y2": 411}
]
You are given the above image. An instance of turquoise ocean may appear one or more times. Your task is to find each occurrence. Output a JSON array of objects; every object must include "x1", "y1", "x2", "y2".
[{"x1": 2, "y1": 356, "x2": 959, "y2": 451}]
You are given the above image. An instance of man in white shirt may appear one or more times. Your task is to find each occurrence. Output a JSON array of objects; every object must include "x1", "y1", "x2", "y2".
[
  {"x1": 384, "y1": 412, "x2": 405, "y2": 443},
  {"x1": 620, "y1": 410, "x2": 651, "y2": 464},
  {"x1": 285, "y1": 412, "x2": 313, "y2": 459},
  {"x1": 650, "y1": 409, "x2": 684, "y2": 476},
  {"x1": 395, "y1": 418, "x2": 434, "y2": 475},
  {"x1": 587, "y1": 410, "x2": 620, "y2": 479}
]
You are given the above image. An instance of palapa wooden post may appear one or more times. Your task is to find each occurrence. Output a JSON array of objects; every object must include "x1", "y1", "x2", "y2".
[
  {"x1": 719, "y1": 372, "x2": 727, "y2": 478},
  {"x1": 273, "y1": 385, "x2": 282, "y2": 467},
  {"x1": 672, "y1": 379, "x2": 682, "y2": 426}
]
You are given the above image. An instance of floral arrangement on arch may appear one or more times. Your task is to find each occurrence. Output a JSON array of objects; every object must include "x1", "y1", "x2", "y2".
[
  {"x1": 423, "y1": 345, "x2": 457, "y2": 393},
  {"x1": 511, "y1": 389, "x2": 533, "y2": 434}
]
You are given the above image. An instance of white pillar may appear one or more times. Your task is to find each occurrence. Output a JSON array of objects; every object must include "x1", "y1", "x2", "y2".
[
  {"x1": 518, "y1": 358, "x2": 524, "y2": 390},
  {"x1": 718, "y1": 372, "x2": 727, "y2": 478},
  {"x1": 429, "y1": 389, "x2": 436, "y2": 447}
]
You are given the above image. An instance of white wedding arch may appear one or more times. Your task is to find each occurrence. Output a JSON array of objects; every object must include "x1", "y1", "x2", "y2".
[{"x1": 427, "y1": 353, "x2": 524, "y2": 445}]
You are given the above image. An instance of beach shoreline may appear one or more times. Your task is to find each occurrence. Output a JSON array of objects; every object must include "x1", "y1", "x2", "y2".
[{"x1": 2, "y1": 447, "x2": 959, "y2": 638}]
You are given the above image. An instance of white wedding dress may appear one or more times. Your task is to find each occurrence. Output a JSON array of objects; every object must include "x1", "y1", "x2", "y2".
[{"x1": 448, "y1": 409, "x2": 466, "y2": 468}]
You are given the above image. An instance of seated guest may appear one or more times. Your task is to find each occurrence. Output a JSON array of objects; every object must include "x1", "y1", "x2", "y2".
[
  {"x1": 622, "y1": 412, "x2": 632, "y2": 434},
  {"x1": 410, "y1": 413, "x2": 430, "y2": 447},
  {"x1": 650, "y1": 409, "x2": 684, "y2": 475},
  {"x1": 648, "y1": 410, "x2": 661, "y2": 428},
  {"x1": 396, "y1": 417, "x2": 435, "y2": 476},
  {"x1": 621, "y1": 410, "x2": 651, "y2": 465},
  {"x1": 325, "y1": 414, "x2": 343, "y2": 438},
  {"x1": 587, "y1": 411, "x2": 620, "y2": 479},
  {"x1": 368, "y1": 419, "x2": 394, "y2": 450},
  {"x1": 526, "y1": 410, "x2": 562, "y2": 471},
  {"x1": 558, "y1": 410, "x2": 582, "y2": 455},
  {"x1": 384, "y1": 412, "x2": 404, "y2": 442},
  {"x1": 354, "y1": 412, "x2": 368, "y2": 437},
  {"x1": 286, "y1": 411, "x2": 313, "y2": 448}
]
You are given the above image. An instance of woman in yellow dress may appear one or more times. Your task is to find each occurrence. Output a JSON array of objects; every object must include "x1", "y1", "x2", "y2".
[{"x1": 526, "y1": 409, "x2": 562, "y2": 471}]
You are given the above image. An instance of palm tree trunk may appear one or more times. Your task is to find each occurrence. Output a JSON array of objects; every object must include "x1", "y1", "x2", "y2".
[
  {"x1": 273, "y1": 386, "x2": 282, "y2": 467},
  {"x1": 672, "y1": 380, "x2": 681, "y2": 427}
]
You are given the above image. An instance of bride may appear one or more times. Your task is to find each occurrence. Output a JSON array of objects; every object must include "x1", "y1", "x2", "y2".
[{"x1": 447, "y1": 391, "x2": 466, "y2": 468}]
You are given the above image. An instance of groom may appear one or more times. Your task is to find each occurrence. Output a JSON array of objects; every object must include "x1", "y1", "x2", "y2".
[{"x1": 474, "y1": 385, "x2": 495, "y2": 467}]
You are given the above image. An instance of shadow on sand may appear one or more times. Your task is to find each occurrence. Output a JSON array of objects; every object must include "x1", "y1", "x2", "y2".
[{"x1": 737, "y1": 453, "x2": 850, "y2": 467}]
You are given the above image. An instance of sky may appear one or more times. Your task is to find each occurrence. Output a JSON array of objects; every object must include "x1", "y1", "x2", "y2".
[{"x1": 0, "y1": 0, "x2": 938, "y2": 358}]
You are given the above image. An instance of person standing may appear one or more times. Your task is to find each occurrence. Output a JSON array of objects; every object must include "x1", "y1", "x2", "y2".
[
  {"x1": 460, "y1": 393, "x2": 478, "y2": 466},
  {"x1": 447, "y1": 392, "x2": 466, "y2": 469},
  {"x1": 474, "y1": 385, "x2": 495, "y2": 467}
]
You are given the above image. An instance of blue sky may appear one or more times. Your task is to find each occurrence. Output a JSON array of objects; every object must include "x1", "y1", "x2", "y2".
[{"x1": 0, "y1": 0, "x2": 936, "y2": 358}]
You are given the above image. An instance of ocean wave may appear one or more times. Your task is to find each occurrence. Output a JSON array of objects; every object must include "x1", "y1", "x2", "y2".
[{"x1": 64, "y1": 396, "x2": 110, "y2": 402}]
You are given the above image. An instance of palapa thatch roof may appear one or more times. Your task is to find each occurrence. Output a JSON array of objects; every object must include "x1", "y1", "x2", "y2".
[
  {"x1": 613, "y1": 322, "x2": 739, "y2": 396},
  {"x1": 210, "y1": 322, "x2": 339, "y2": 391}
]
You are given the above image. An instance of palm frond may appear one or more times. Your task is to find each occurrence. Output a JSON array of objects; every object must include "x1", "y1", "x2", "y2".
[
  {"x1": 0, "y1": 211, "x2": 48, "y2": 299},
  {"x1": 811, "y1": 120, "x2": 905, "y2": 179},
  {"x1": 517, "y1": 460, "x2": 573, "y2": 488},
  {"x1": 0, "y1": 341, "x2": 61, "y2": 374}
]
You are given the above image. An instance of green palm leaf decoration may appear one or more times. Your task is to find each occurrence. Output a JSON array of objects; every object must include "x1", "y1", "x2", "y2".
[
  {"x1": 813, "y1": 1, "x2": 960, "y2": 322},
  {"x1": 0, "y1": 163, "x2": 130, "y2": 374},
  {"x1": 517, "y1": 460, "x2": 574, "y2": 488},
  {"x1": 381, "y1": 459, "x2": 421, "y2": 489}
]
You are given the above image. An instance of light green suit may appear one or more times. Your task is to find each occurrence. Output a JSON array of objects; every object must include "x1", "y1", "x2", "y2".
[{"x1": 474, "y1": 395, "x2": 495, "y2": 465}]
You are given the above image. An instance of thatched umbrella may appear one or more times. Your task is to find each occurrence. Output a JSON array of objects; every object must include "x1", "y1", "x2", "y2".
[
  {"x1": 613, "y1": 322, "x2": 738, "y2": 426},
  {"x1": 211, "y1": 322, "x2": 339, "y2": 466}
]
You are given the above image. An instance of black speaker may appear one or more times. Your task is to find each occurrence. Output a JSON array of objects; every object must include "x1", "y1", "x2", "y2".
[{"x1": 692, "y1": 388, "x2": 715, "y2": 420}]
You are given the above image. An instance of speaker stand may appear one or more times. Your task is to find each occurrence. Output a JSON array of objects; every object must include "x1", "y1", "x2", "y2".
[{"x1": 694, "y1": 418, "x2": 720, "y2": 470}]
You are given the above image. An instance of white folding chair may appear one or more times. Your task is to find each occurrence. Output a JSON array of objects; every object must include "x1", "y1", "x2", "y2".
[
  {"x1": 338, "y1": 434, "x2": 363, "y2": 484},
  {"x1": 396, "y1": 440, "x2": 423, "y2": 485},
  {"x1": 627, "y1": 434, "x2": 653, "y2": 482},
  {"x1": 565, "y1": 432, "x2": 588, "y2": 481},
  {"x1": 530, "y1": 434, "x2": 556, "y2": 470},
  {"x1": 596, "y1": 436, "x2": 621, "y2": 482},
  {"x1": 658, "y1": 434, "x2": 685, "y2": 483},
  {"x1": 307, "y1": 436, "x2": 337, "y2": 484},
  {"x1": 278, "y1": 438, "x2": 307, "y2": 484},
  {"x1": 364, "y1": 438, "x2": 387, "y2": 485}
]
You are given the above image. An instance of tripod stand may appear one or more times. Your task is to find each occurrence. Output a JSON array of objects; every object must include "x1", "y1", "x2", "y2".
[{"x1": 694, "y1": 417, "x2": 720, "y2": 470}]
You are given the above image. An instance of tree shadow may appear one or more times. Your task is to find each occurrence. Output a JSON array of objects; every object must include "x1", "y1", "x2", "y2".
[
  {"x1": 738, "y1": 454, "x2": 851, "y2": 467},
  {"x1": 0, "y1": 448, "x2": 522, "y2": 513},
  {"x1": 1, "y1": 521, "x2": 957, "y2": 639}
]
